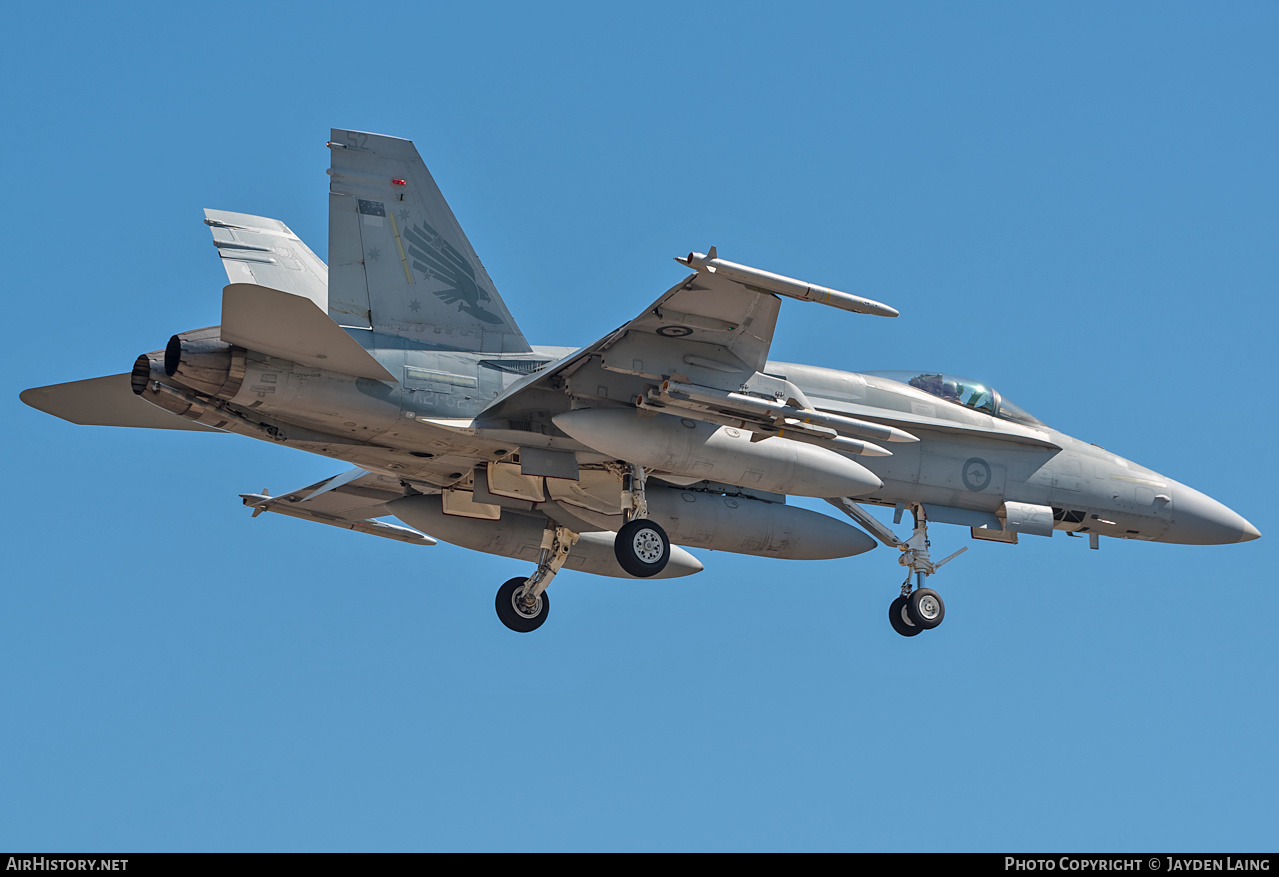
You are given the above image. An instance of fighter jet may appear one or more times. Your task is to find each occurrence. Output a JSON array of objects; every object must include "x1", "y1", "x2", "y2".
[{"x1": 20, "y1": 129, "x2": 1261, "y2": 636}]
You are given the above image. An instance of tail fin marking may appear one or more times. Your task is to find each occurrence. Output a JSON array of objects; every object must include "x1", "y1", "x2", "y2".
[{"x1": 327, "y1": 129, "x2": 532, "y2": 353}]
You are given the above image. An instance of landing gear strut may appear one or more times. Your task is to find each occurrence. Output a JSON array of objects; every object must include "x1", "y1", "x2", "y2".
[
  {"x1": 494, "y1": 524, "x2": 578, "y2": 633},
  {"x1": 614, "y1": 464, "x2": 670, "y2": 577}
]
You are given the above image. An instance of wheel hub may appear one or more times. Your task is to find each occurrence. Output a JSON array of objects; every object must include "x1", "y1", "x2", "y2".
[
  {"x1": 512, "y1": 586, "x2": 543, "y2": 619},
  {"x1": 632, "y1": 528, "x2": 664, "y2": 564},
  {"x1": 916, "y1": 593, "x2": 940, "y2": 620}
]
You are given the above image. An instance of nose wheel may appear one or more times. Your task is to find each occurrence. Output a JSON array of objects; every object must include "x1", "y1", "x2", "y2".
[
  {"x1": 888, "y1": 588, "x2": 945, "y2": 636},
  {"x1": 830, "y1": 499, "x2": 961, "y2": 638},
  {"x1": 908, "y1": 588, "x2": 944, "y2": 628},
  {"x1": 888, "y1": 595, "x2": 923, "y2": 637}
]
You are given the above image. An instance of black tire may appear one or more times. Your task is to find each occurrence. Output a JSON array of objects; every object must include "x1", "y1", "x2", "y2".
[
  {"x1": 495, "y1": 577, "x2": 550, "y2": 633},
  {"x1": 889, "y1": 595, "x2": 924, "y2": 637},
  {"x1": 614, "y1": 519, "x2": 671, "y2": 577},
  {"x1": 907, "y1": 588, "x2": 945, "y2": 630}
]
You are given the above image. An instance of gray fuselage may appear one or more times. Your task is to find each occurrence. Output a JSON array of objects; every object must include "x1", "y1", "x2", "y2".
[{"x1": 187, "y1": 341, "x2": 1256, "y2": 548}]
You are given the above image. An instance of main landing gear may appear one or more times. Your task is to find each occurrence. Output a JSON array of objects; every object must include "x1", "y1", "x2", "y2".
[
  {"x1": 493, "y1": 464, "x2": 670, "y2": 632},
  {"x1": 496, "y1": 576, "x2": 550, "y2": 633},
  {"x1": 613, "y1": 463, "x2": 670, "y2": 578},
  {"x1": 494, "y1": 524, "x2": 577, "y2": 633},
  {"x1": 831, "y1": 499, "x2": 964, "y2": 638}
]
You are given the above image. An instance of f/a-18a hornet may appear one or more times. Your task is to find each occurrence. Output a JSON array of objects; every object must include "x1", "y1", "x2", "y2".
[{"x1": 21, "y1": 129, "x2": 1261, "y2": 635}]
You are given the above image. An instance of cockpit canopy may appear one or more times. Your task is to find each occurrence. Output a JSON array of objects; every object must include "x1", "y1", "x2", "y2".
[{"x1": 861, "y1": 370, "x2": 1047, "y2": 428}]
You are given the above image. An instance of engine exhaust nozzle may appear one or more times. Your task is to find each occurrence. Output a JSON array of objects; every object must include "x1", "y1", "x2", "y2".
[{"x1": 163, "y1": 330, "x2": 246, "y2": 399}]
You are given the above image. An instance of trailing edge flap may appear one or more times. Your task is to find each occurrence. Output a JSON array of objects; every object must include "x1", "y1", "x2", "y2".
[
  {"x1": 815, "y1": 399, "x2": 1061, "y2": 450},
  {"x1": 20, "y1": 374, "x2": 220, "y2": 432},
  {"x1": 239, "y1": 468, "x2": 435, "y2": 545},
  {"x1": 327, "y1": 128, "x2": 532, "y2": 353},
  {"x1": 203, "y1": 209, "x2": 328, "y2": 309},
  {"x1": 220, "y1": 283, "x2": 397, "y2": 382}
]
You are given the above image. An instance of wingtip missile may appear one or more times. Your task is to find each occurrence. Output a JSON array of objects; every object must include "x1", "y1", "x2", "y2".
[
  {"x1": 675, "y1": 250, "x2": 898, "y2": 318},
  {"x1": 241, "y1": 492, "x2": 270, "y2": 517}
]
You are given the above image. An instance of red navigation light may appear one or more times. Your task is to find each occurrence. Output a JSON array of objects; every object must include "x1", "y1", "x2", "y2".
[{"x1": 392, "y1": 178, "x2": 407, "y2": 186}]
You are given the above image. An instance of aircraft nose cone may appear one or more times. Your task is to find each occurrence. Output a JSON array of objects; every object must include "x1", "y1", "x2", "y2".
[{"x1": 1169, "y1": 486, "x2": 1261, "y2": 545}]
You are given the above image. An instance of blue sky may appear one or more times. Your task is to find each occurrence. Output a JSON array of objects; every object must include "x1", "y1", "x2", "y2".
[{"x1": 3, "y1": 2, "x2": 1275, "y2": 851}]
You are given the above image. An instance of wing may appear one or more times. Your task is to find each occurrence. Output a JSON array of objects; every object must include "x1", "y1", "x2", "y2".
[
  {"x1": 204, "y1": 209, "x2": 328, "y2": 309},
  {"x1": 606, "y1": 263, "x2": 786, "y2": 374},
  {"x1": 480, "y1": 267, "x2": 782, "y2": 422},
  {"x1": 326, "y1": 129, "x2": 532, "y2": 353},
  {"x1": 241, "y1": 468, "x2": 435, "y2": 545},
  {"x1": 21, "y1": 374, "x2": 221, "y2": 432},
  {"x1": 479, "y1": 250, "x2": 906, "y2": 455}
]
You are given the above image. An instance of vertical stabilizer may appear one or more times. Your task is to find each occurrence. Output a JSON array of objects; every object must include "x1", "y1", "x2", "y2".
[{"x1": 327, "y1": 129, "x2": 532, "y2": 353}]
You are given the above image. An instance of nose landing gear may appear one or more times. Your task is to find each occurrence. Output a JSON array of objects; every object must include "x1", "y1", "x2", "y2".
[
  {"x1": 889, "y1": 507, "x2": 961, "y2": 636},
  {"x1": 891, "y1": 506, "x2": 961, "y2": 636},
  {"x1": 831, "y1": 499, "x2": 963, "y2": 638}
]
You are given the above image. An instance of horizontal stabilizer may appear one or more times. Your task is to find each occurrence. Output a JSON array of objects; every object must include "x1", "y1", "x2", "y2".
[
  {"x1": 240, "y1": 468, "x2": 435, "y2": 546},
  {"x1": 220, "y1": 283, "x2": 397, "y2": 382},
  {"x1": 20, "y1": 374, "x2": 220, "y2": 432}
]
